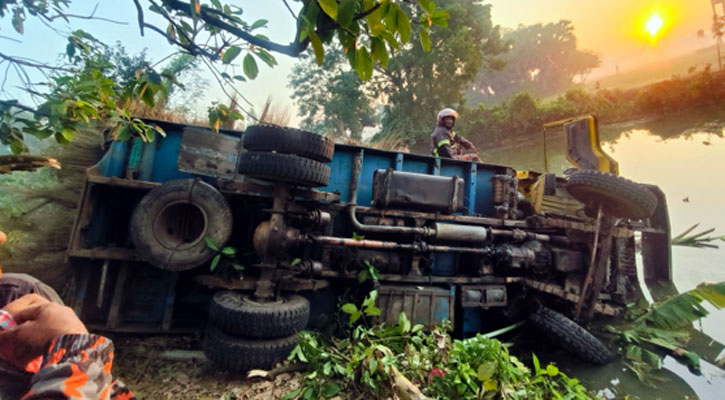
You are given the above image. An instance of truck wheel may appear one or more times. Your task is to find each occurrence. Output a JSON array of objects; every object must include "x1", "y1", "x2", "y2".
[
  {"x1": 566, "y1": 170, "x2": 657, "y2": 220},
  {"x1": 203, "y1": 325, "x2": 298, "y2": 372},
  {"x1": 130, "y1": 179, "x2": 232, "y2": 271},
  {"x1": 528, "y1": 307, "x2": 614, "y2": 365},
  {"x1": 238, "y1": 151, "x2": 330, "y2": 187},
  {"x1": 209, "y1": 291, "x2": 310, "y2": 339},
  {"x1": 243, "y1": 124, "x2": 334, "y2": 163}
]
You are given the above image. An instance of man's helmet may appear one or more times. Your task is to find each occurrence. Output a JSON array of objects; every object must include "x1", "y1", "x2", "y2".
[{"x1": 437, "y1": 108, "x2": 459, "y2": 124}]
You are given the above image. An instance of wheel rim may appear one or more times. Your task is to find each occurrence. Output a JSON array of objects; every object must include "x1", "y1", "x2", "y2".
[{"x1": 153, "y1": 201, "x2": 208, "y2": 250}]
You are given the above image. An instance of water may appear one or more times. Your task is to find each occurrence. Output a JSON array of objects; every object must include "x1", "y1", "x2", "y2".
[{"x1": 482, "y1": 111, "x2": 725, "y2": 399}]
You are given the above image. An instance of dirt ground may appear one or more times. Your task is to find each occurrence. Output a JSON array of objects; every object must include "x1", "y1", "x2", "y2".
[{"x1": 111, "y1": 335, "x2": 308, "y2": 400}]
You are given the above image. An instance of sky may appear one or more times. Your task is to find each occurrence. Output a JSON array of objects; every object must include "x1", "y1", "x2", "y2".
[{"x1": 0, "y1": 1, "x2": 719, "y2": 122}]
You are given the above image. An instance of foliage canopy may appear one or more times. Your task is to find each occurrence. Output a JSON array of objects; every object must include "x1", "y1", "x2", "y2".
[{"x1": 0, "y1": 0, "x2": 448, "y2": 153}]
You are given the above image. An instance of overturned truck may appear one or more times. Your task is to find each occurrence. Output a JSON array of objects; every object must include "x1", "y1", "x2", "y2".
[{"x1": 66, "y1": 115, "x2": 671, "y2": 370}]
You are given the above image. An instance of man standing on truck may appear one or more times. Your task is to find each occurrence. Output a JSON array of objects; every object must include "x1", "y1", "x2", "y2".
[{"x1": 430, "y1": 108, "x2": 481, "y2": 162}]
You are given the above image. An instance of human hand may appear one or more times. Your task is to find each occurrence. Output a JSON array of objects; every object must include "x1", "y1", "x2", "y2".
[
  {"x1": 2, "y1": 294, "x2": 49, "y2": 317},
  {"x1": 0, "y1": 303, "x2": 88, "y2": 368}
]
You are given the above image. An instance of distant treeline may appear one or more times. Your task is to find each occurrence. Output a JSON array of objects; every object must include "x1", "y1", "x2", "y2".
[{"x1": 457, "y1": 67, "x2": 725, "y2": 147}]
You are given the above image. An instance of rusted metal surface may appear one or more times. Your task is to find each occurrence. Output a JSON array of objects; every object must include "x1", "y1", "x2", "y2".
[
  {"x1": 177, "y1": 128, "x2": 242, "y2": 179},
  {"x1": 196, "y1": 275, "x2": 330, "y2": 291},
  {"x1": 377, "y1": 285, "x2": 455, "y2": 329},
  {"x1": 528, "y1": 214, "x2": 631, "y2": 238},
  {"x1": 255, "y1": 184, "x2": 292, "y2": 299},
  {"x1": 509, "y1": 278, "x2": 620, "y2": 316},
  {"x1": 584, "y1": 218, "x2": 614, "y2": 320},
  {"x1": 640, "y1": 184, "x2": 672, "y2": 285},
  {"x1": 575, "y1": 204, "x2": 604, "y2": 319},
  {"x1": 217, "y1": 179, "x2": 341, "y2": 202}
]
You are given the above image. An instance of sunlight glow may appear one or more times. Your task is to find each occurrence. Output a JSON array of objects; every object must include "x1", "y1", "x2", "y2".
[{"x1": 645, "y1": 13, "x2": 664, "y2": 38}]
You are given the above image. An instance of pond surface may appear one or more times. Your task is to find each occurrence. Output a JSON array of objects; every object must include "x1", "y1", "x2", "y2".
[{"x1": 482, "y1": 109, "x2": 725, "y2": 399}]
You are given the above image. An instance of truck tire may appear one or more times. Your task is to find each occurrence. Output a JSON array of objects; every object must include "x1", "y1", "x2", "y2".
[
  {"x1": 528, "y1": 307, "x2": 614, "y2": 365},
  {"x1": 566, "y1": 170, "x2": 657, "y2": 220},
  {"x1": 203, "y1": 325, "x2": 298, "y2": 372},
  {"x1": 238, "y1": 151, "x2": 330, "y2": 187},
  {"x1": 209, "y1": 292, "x2": 310, "y2": 339},
  {"x1": 130, "y1": 179, "x2": 232, "y2": 271},
  {"x1": 243, "y1": 124, "x2": 334, "y2": 163}
]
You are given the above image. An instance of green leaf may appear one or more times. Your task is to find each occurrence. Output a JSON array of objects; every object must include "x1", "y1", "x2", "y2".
[
  {"x1": 546, "y1": 364, "x2": 559, "y2": 376},
  {"x1": 396, "y1": 9, "x2": 411, "y2": 43},
  {"x1": 291, "y1": 258, "x2": 302, "y2": 267},
  {"x1": 355, "y1": 47, "x2": 373, "y2": 80},
  {"x1": 321, "y1": 382, "x2": 342, "y2": 398},
  {"x1": 60, "y1": 128, "x2": 75, "y2": 142},
  {"x1": 477, "y1": 362, "x2": 495, "y2": 382},
  {"x1": 338, "y1": 0, "x2": 358, "y2": 28},
  {"x1": 251, "y1": 19, "x2": 268, "y2": 29},
  {"x1": 221, "y1": 247, "x2": 236, "y2": 256},
  {"x1": 231, "y1": 263, "x2": 245, "y2": 271},
  {"x1": 210, "y1": 254, "x2": 221, "y2": 271},
  {"x1": 243, "y1": 54, "x2": 259, "y2": 79},
  {"x1": 371, "y1": 37, "x2": 389, "y2": 68},
  {"x1": 419, "y1": 30, "x2": 431, "y2": 52},
  {"x1": 431, "y1": 9, "x2": 450, "y2": 27},
  {"x1": 322, "y1": 361, "x2": 332, "y2": 375},
  {"x1": 342, "y1": 303, "x2": 358, "y2": 314},
  {"x1": 384, "y1": 3, "x2": 398, "y2": 32},
  {"x1": 205, "y1": 237, "x2": 219, "y2": 251},
  {"x1": 280, "y1": 388, "x2": 302, "y2": 400},
  {"x1": 358, "y1": 269, "x2": 369, "y2": 283},
  {"x1": 369, "y1": 358, "x2": 378, "y2": 374},
  {"x1": 350, "y1": 310, "x2": 362, "y2": 323},
  {"x1": 532, "y1": 353, "x2": 541, "y2": 374},
  {"x1": 365, "y1": 306, "x2": 382, "y2": 316},
  {"x1": 317, "y1": 0, "x2": 338, "y2": 19},
  {"x1": 398, "y1": 312, "x2": 410, "y2": 333},
  {"x1": 222, "y1": 46, "x2": 242, "y2": 64},
  {"x1": 309, "y1": 31, "x2": 325, "y2": 66},
  {"x1": 302, "y1": 387, "x2": 315, "y2": 400}
]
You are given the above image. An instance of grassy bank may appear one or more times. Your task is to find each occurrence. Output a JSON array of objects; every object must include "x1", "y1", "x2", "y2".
[{"x1": 440, "y1": 67, "x2": 725, "y2": 155}]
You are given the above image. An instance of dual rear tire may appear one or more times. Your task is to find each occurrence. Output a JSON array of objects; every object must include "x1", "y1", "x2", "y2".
[{"x1": 203, "y1": 292, "x2": 311, "y2": 372}]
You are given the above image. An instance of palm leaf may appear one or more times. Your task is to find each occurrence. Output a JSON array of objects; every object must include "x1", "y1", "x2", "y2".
[{"x1": 634, "y1": 282, "x2": 725, "y2": 329}]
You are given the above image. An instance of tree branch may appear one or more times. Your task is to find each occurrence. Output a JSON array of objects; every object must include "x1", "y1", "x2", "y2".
[
  {"x1": 0, "y1": 52, "x2": 77, "y2": 73},
  {"x1": 0, "y1": 100, "x2": 38, "y2": 114},
  {"x1": 164, "y1": 0, "x2": 309, "y2": 57},
  {"x1": 133, "y1": 0, "x2": 145, "y2": 36},
  {"x1": 45, "y1": 3, "x2": 128, "y2": 25}
]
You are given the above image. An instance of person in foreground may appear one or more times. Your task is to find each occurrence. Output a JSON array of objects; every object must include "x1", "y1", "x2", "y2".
[
  {"x1": 430, "y1": 108, "x2": 482, "y2": 162},
  {"x1": 0, "y1": 229, "x2": 135, "y2": 399}
]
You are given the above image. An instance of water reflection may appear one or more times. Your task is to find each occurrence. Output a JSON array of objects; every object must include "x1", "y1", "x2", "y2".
[{"x1": 486, "y1": 122, "x2": 725, "y2": 399}]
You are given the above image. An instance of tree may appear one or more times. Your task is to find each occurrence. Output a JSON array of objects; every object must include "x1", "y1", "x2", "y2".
[
  {"x1": 290, "y1": 0, "x2": 505, "y2": 147},
  {"x1": 290, "y1": 49, "x2": 376, "y2": 140},
  {"x1": 468, "y1": 21, "x2": 600, "y2": 104},
  {"x1": 0, "y1": 0, "x2": 450, "y2": 154}
]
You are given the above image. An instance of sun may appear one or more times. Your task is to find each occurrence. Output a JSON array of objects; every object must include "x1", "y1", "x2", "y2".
[{"x1": 645, "y1": 13, "x2": 664, "y2": 38}]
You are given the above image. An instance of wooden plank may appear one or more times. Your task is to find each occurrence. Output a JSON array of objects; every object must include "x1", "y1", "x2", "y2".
[
  {"x1": 72, "y1": 264, "x2": 91, "y2": 317},
  {"x1": 86, "y1": 175, "x2": 160, "y2": 190},
  {"x1": 106, "y1": 264, "x2": 129, "y2": 329},
  {"x1": 68, "y1": 248, "x2": 137, "y2": 261},
  {"x1": 67, "y1": 180, "x2": 94, "y2": 256}
]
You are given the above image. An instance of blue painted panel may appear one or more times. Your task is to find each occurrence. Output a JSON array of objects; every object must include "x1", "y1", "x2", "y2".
[
  {"x1": 467, "y1": 164, "x2": 477, "y2": 216},
  {"x1": 402, "y1": 159, "x2": 431, "y2": 174},
  {"x1": 358, "y1": 153, "x2": 395, "y2": 207},
  {"x1": 462, "y1": 308, "x2": 486, "y2": 338},
  {"x1": 432, "y1": 252, "x2": 457, "y2": 276},
  {"x1": 151, "y1": 131, "x2": 194, "y2": 182},
  {"x1": 322, "y1": 149, "x2": 355, "y2": 203},
  {"x1": 474, "y1": 169, "x2": 497, "y2": 216},
  {"x1": 97, "y1": 141, "x2": 130, "y2": 178}
]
